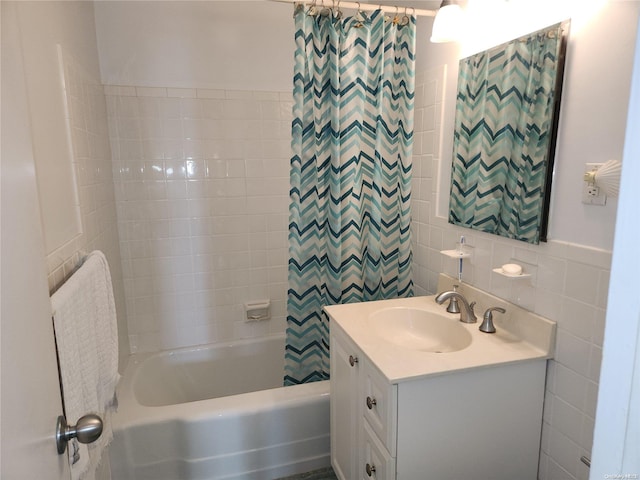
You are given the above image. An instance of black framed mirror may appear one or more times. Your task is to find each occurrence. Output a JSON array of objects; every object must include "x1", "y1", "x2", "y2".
[{"x1": 448, "y1": 21, "x2": 569, "y2": 244}]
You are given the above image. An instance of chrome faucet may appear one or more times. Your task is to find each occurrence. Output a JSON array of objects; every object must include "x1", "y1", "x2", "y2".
[{"x1": 435, "y1": 290, "x2": 477, "y2": 323}]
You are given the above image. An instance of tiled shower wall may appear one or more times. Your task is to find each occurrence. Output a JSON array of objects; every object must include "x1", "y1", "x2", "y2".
[
  {"x1": 46, "y1": 50, "x2": 129, "y2": 368},
  {"x1": 105, "y1": 86, "x2": 292, "y2": 353},
  {"x1": 413, "y1": 67, "x2": 609, "y2": 480}
]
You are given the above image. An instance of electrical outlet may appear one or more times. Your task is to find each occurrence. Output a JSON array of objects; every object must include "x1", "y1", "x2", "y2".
[{"x1": 582, "y1": 163, "x2": 607, "y2": 205}]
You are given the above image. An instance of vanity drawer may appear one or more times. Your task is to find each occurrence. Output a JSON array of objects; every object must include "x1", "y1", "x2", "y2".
[
  {"x1": 362, "y1": 420, "x2": 395, "y2": 480},
  {"x1": 363, "y1": 361, "x2": 397, "y2": 455}
]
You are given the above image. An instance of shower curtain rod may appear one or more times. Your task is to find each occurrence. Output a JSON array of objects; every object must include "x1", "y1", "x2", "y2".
[{"x1": 269, "y1": 0, "x2": 436, "y2": 17}]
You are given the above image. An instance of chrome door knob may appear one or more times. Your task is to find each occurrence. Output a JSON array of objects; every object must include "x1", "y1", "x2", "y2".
[{"x1": 56, "y1": 413, "x2": 103, "y2": 454}]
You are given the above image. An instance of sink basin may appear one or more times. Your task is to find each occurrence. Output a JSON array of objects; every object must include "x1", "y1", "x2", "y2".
[{"x1": 368, "y1": 307, "x2": 472, "y2": 353}]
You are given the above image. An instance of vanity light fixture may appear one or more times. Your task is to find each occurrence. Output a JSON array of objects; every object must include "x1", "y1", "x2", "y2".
[
  {"x1": 584, "y1": 159, "x2": 622, "y2": 197},
  {"x1": 430, "y1": 0, "x2": 463, "y2": 43}
]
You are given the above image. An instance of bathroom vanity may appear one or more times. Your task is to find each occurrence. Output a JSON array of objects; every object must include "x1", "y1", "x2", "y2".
[{"x1": 325, "y1": 274, "x2": 556, "y2": 480}]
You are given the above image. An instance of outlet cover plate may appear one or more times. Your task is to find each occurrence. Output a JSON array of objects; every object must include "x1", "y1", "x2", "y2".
[{"x1": 582, "y1": 163, "x2": 607, "y2": 205}]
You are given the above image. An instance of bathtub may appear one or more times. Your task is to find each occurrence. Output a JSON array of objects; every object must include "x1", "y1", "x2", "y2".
[{"x1": 109, "y1": 334, "x2": 330, "y2": 480}]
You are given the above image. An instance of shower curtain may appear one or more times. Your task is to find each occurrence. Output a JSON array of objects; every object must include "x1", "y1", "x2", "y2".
[
  {"x1": 449, "y1": 23, "x2": 565, "y2": 244},
  {"x1": 284, "y1": 5, "x2": 415, "y2": 385}
]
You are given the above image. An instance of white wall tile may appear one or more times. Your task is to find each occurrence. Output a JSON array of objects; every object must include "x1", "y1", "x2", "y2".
[
  {"x1": 49, "y1": 60, "x2": 129, "y2": 369},
  {"x1": 564, "y1": 261, "x2": 601, "y2": 305},
  {"x1": 552, "y1": 397, "x2": 584, "y2": 445},
  {"x1": 197, "y1": 89, "x2": 225, "y2": 99},
  {"x1": 579, "y1": 416, "x2": 595, "y2": 452},
  {"x1": 168, "y1": 87, "x2": 197, "y2": 99},
  {"x1": 104, "y1": 85, "x2": 136, "y2": 96},
  {"x1": 136, "y1": 86, "x2": 166, "y2": 98},
  {"x1": 554, "y1": 364, "x2": 588, "y2": 410},
  {"x1": 556, "y1": 330, "x2": 592, "y2": 377},
  {"x1": 137, "y1": 97, "x2": 160, "y2": 117},
  {"x1": 560, "y1": 297, "x2": 596, "y2": 341},
  {"x1": 107, "y1": 86, "x2": 292, "y2": 353},
  {"x1": 548, "y1": 429, "x2": 580, "y2": 478},
  {"x1": 546, "y1": 457, "x2": 575, "y2": 480},
  {"x1": 225, "y1": 90, "x2": 253, "y2": 100}
]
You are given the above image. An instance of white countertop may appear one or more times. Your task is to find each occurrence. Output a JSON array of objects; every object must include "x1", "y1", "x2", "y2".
[{"x1": 324, "y1": 276, "x2": 556, "y2": 384}]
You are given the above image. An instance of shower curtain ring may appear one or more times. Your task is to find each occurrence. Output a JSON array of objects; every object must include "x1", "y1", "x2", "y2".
[
  {"x1": 401, "y1": 6, "x2": 412, "y2": 25},
  {"x1": 353, "y1": 1, "x2": 365, "y2": 27},
  {"x1": 320, "y1": 0, "x2": 330, "y2": 17},
  {"x1": 333, "y1": 0, "x2": 343, "y2": 20},
  {"x1": 307, "y1": 0, "x2": 318, "y2": 16}
]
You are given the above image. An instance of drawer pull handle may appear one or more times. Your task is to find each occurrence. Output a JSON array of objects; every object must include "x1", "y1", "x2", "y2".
[
  {"x1": 349, "y1": 355, "x2": 358, "y2": 367},
  {"x1": 366, "y1": 463, "x2": 376, "y2": 476},
  {"x1": 366, "y1": 396, "x2": 377, "y2": 409}
]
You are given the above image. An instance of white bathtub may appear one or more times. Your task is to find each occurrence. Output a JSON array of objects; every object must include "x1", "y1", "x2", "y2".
[{"x1": 109, "y1": 335, "x2": 330, "y2": 480}]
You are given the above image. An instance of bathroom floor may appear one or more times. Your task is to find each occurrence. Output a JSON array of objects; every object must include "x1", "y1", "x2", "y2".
[{"x1": 275, "y1": 467, "x2": 338, "y2": 480}]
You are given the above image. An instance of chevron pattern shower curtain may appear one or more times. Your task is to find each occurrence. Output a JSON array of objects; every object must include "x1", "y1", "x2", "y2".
[
  {"x1": 284, "y1": 6, "x2": 415, "y2": 385},
  {"x1": 449, "y1": 23, "x2": 564, "y2": 244}
]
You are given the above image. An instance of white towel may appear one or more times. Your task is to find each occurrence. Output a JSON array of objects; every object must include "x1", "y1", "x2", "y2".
[{"x1": 51, "y1": 250, "x2": 120, "y2": 480}]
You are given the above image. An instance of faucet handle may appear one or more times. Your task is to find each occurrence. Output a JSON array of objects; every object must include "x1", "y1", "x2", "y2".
[
  {"x1": 459, "y1": 300, "x2": 478, "y2": 324},
  {"x1": 479, "y1": 307, "x2": 505, "y2": 333},
  {"x1": 446, "y1": 285, "x2": 461, "y2": 314}
]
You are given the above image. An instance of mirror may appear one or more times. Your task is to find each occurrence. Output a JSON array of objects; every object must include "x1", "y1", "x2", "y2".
[{"x1": 448, "y1": 22, "x2": 569, "y2": 244}]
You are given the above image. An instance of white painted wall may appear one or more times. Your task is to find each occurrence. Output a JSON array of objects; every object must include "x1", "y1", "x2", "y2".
[
  {"x1": 417, "y1": 0, "x2": 638, "y2": 251},
  {"x1": 95, "y1": 1, "x2": 295, "y2": 91}
]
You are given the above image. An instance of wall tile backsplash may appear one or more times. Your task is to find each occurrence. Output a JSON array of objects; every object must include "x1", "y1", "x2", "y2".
[
  {"x1": 46, "y1": 50, "x2": 129, "y2": 368},
  {"x1": 413, "y1": 67, "x2": 610, "y2": 480},
  {"x1": 105, "y1": 85, "x2": 292, "y2": 353}
]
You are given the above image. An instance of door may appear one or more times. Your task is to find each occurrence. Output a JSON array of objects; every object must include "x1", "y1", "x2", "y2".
[
  {"x1": 590, "y1": 15, "x2": 640, "y2": 476},
  {"x1": 1, "y1": 2, "x2": 70, "y2": 479}
]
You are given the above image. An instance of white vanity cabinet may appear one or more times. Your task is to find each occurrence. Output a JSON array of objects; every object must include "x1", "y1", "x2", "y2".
[
  {"x1": 329, "y1": 324, "x2": 362, "y2": 480},
  {"x1": 330, "y1": 322, "x2": 397, "y2": 480},
  {"x1": 330, "y1": 320, "x2": 548, "y2": 480}
]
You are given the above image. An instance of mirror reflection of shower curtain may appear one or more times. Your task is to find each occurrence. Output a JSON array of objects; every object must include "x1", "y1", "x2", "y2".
[
  {"x1": 449, "y1": 23, "x2": 565, "y2": 244},
  {"x1": 284, "y1": 6, "x2": 415, "y2": 385}
]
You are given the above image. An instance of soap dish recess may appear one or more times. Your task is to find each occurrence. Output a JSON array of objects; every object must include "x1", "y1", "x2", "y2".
[{"x1": 244, "y1": 299, "x2": 271, "y2": 321}]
